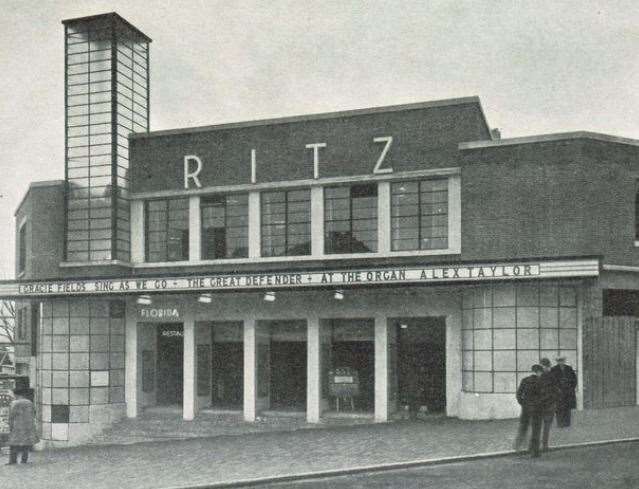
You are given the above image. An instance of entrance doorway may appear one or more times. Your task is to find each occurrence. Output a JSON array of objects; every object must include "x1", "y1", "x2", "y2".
[
  {"x1": 396, "y1": 317, "x2": 446, "y2": 413},
  {"x1": 211, "y1": 322, "x2": 244, "y2": 409},
  {"x1": 328, "y1": 318, "x2": 375, "y2": 412},
  {"x1": 268, "y1": 320, "x2": 307, "y2": 410},
  {"x1": 156, "y1": 324, "x2": 184, "y2": 406}
]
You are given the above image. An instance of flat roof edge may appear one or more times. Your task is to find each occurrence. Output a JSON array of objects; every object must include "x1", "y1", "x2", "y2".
[
  {"x1": 62, "y1": 12, "x2": 152, "y2": 43},
  {"x1": 14, "y1": 180, "x2": 65, "y2": 216},
  {"x1": 130, "y1": 96, "x2": 482, "y2": 140},
  {"x1": 459, "y1": 131, "x2": 639, "y2": 150}
]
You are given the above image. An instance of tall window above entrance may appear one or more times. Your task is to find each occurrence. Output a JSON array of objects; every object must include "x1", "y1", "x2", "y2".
[
  {"x1": 145, "y1": 198, "x2": 189, "y2": 262},
  {"x1": 324, "y1": 183, "x2": 378, "y2": 254},
  {"x1": 201, "y1": 194, "x2": 248, "y2": 259},
  {"x1": 261, "y1": 189, "x2": 311, "y2": 257},
  {"x1": 391, "y1": 179, "x2": 448, "y2": 251}
]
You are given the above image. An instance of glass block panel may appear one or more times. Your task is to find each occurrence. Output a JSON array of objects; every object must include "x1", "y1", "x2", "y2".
[
  {"x1": 539, "y1": 307, "x2": 558, "y2": 329},
  {"x1": 70, "y1": 371, "x2": 90, "y2": 388},
  {"x1": 69, "y1": 405, "x2": 90, "y2": 422},
  {"x1": 493, "y1": 329, "x2": 516, "y2": 350},
  {"x1": 69, "y1": 388, "x2": 90, "y2": 406},
  {"x1": 474, "y1": 330, "x2": 492, "y2": 350},
  {"x1": 474, "y1": 351, "x2": 492, "y2": 371},
  {"x1": 474, "y1": 308, "x2": 492, "y2": 329},
  {"x1": 559, "y1": 309, "x2": 577, "y2": 329},
  {"x1": 559, "y1": 329, "x2": 577, "y2": 349},
  {"x1": 517, "y1": 350, "x2": 540, "y2": 372},
  {"x1": 494, "y1": 372, "x2": 517, "y2": 393},
  {"x1": 462, "y1": 371, "x2": 474, "y2": 391},
  {"x1": 493, "y1": 307, "x2": 516, "y2": 329},
  {"x1": 474, "y1": 372, "x2": 493, "y2": 392},
  {"x1": 517, "y1": 329, "x2": 540, "y2": 349},
  {"x1": 493, "y1": 351, "x2": 516, "y2": 371}
]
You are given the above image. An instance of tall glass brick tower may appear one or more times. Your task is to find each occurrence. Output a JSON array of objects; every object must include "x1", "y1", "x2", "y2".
[{"x1": 62, "y1": 13, "x2": 151, "y2": 262}]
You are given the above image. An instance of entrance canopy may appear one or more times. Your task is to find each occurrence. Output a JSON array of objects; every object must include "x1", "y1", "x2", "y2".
[{"x1": 0, "y1": 258, "x2": 599, "y2": 299}]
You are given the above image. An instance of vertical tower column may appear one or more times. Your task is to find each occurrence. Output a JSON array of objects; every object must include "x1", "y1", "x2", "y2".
[
  {"x1": 374, "y1": 314, "x2": 390, "y2": 422},
  {"x1": 307, "y1": 316, "x2": 322, "y2": 423},
  {"x1": 183, "y1": 318, "x2": 196, "y2": 420},
  {"x1": 243, "y1": 319, "x2": 258, "y2": 422},
  {"x1": 62, "y1": 13, "x2": 151, "y2": 263}
]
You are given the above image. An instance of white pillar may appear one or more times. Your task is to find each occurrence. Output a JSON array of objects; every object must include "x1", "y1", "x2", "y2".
[
  {"x1": 189, "y1": 195, "x2": 201, "y2": 261},
  {"x1": 310, "y1": 186, "x2": 324, "y2": 257},
  {"x1": 183, "y1": 319, "x2": 196, "y2": 420},
  {"x1": 243, "y1": 319, "x2": 258, "y2": 421},
  {"x1": 576, "y1": 286, "x2": 585, "y2": 410},
  {"x1": 377, "y1": 181, "x2": 391, "y2": 253},
  {"x1": 307, "y1": 316, "x2": 322, "y2": 423},
  {"x1": 248, "y1": 192, "x2": 261, "y2": 258},
  {"x1": 130, "y1": 200, "x2": 145, "y2": 263},
  {"x1": 125, "y1": 305, "x2": 138, "y2": 418},
  {"x1": 448, "y1": 174, "x2": 462, "y2": 253},
  {"x1": 374, "y1": 315, "x2": 389, "y2": 422}
]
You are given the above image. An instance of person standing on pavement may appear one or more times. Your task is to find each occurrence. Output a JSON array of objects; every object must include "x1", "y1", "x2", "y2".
[
  {"x1": 6, "y1": 388, "x2": 38, "y2": 465},
  {"x1": 551, "y1": 356, "x2": 577, "y2": 427},
  {"x1": 514, "y1": 364, "x2": 546, "y2": 457},
  {"x1": 539, "y1": 358, "x2": 560, "y2": 451}
]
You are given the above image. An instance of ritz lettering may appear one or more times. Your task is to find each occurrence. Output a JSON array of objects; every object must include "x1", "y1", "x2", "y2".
[{"x1": 183, "y1": 136, "x2": 394, "y2": 189}]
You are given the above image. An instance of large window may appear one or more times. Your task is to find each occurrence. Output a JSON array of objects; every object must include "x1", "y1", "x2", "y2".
[
  {"x1": 18, "y1": 223, "x2": 27, "y2": 273},
  {"x1": 391, "y1": 179, "x2": 448, "y2": 251},
  {"x1": 261, "y1": 190, "x2": 311, "y2": 257},
  {"x1": 462, "y1": 283, "x2": 578, "y2": 394},
  {"x1": 324, "y1": 183, "x2": 378, "y2": 254},
  {"x1": 201, "y1": 194, "x2": 248, "y2": 259},
  {"x1": 145, "y1": 199, "x2": 189, "y2": 262}
]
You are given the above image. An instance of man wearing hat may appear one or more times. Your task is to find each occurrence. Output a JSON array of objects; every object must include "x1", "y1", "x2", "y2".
[
  {"x1": 551, "y1": 356, "x2": 577, "y2": 427},
  {"x1": 6, "y1": 388, "x2": 38, "y2": 465},
  {"x1": 539, "y1": 358, "x2": 560, "y2": 450},
  {"x1": 514, "y1": 364, "x2": 547, "y2": 457}
]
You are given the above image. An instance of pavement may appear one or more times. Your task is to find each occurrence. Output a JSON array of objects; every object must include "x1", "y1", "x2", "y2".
[
  {"x1": 1, "y1": 406, "x2": 639, "y2": 489},
  {"x1": 260, "y1": 441, "x2": 639, "y2": 489}
]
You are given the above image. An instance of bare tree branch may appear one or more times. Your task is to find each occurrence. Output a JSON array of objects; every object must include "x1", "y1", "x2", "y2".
[{"x1": 0, "y1": 300, "x2": 15, "y2": 345}]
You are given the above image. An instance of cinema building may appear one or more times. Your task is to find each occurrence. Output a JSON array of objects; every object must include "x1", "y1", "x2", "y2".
[{"x1": 3, "y1": 12, "x2": 639, "y2": 446}]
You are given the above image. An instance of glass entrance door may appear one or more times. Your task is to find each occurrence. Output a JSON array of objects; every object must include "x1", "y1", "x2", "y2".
[{"x1": 156, "y1": 324, "x2": 184, "y2": 406}]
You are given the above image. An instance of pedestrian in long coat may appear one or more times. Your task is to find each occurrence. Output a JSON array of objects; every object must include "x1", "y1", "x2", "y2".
[
  {"x1": 551, "y1": 356, "x2": 577, "y2": 427},
  {"x1": 539, "y1": 358, "x2": 560, "y2": 450},
  {"x1": 6, "y1": 388, "x2": 38, "y2": 465},
  {"x1": 514, "y1": 364, "x2": 547, "y2": 457}
]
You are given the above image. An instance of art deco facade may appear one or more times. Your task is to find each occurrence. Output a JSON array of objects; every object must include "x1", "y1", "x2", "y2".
[{"x1": 3, "y1": 12, "x2": 639, "y2": 446}]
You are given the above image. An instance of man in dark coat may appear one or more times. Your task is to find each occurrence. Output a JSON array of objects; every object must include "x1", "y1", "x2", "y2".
[
  {"x1": 551, "y1": 356, "x2": 577, "y2": 427},
  {"x1": 539, "y1": 358, "x2": 560, "y2": 451},
  {"x1": 6, "y1": 388, "x2": 38, "y2": 465},
  {"x1": 514, "y1": 364, "x2": 546, "y2": 457}
]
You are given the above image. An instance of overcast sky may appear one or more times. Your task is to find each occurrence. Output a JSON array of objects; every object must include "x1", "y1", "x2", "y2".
[{"x1": 0, "y1": 0, "x2": 638, "y2": 279}]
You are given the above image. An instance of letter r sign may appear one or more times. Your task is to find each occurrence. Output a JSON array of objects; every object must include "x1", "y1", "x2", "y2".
[{"x1": 184, "y1": 155, "x2": 203, "y2": 189}]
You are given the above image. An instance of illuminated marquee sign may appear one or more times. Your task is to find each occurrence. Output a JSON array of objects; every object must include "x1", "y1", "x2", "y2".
[{"x1": 3, "y1": 259, "x2": 599, "y2": 298}]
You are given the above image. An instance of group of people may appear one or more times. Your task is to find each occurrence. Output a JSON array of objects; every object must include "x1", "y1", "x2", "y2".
[{"x1": 514, "y1": 356, "x2": 577, "y2": 457}]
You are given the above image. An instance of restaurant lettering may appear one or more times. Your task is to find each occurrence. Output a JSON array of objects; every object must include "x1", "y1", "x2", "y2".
[{"x1": 139, "y1": 308, "x2": 180, "y2": 320}]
